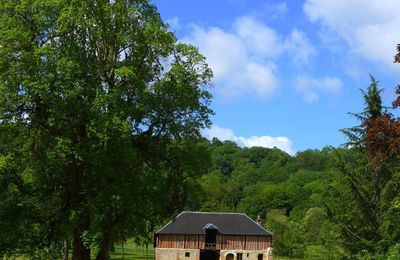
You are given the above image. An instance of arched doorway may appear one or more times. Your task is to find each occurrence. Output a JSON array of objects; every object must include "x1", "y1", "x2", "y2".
[
  {"x1": 226, "y1": 253, "x2": 234, "y2": 260},
  {"x1": 258, "y1": 253, "x2": 264, "y2": 260},
  {"x1": 200, "y1": 250, "x2": 219, "y2": 260}
]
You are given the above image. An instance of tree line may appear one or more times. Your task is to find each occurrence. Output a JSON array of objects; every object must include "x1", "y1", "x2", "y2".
[{"x1": 186, "y1": 75, "x2": 400, "y2": 259}]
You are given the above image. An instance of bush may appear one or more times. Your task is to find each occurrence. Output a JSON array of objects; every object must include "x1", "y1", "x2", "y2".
[{"x1": 387, "y1": 243, "x2": 400, "y2": 260}]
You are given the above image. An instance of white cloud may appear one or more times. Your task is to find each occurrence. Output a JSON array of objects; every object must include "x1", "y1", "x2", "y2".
[
  {"x1": 304, "y1": 0, "x2": 400, "y2": 73},
  {"x1": 234, "y1": 17, "x2": 283, "y2": 58},
  {"x1": 295, "y1": 75, "x2": 343, "y2": 103},
  {"x1": 202, "y1": 125, "x2": 294, "y2": 155},
  {"x1": 202, "y1": 125, "x2": 235, "y2": 141},
  {"x1": 234, "y1": 2, "x2": 288, "y2": 20},
  {"x1": 166, "y1": 17, "x2": 181, "y2": 31},
  {"x1": 265, "y1": 2, "x2": 289, "y2": 19},
  {"x1": 184, "y1": 25, "x2": 279, "y2": 99},
  {"x1": 285, "y1": 29, "x2": 316, "y2": 64},
  {"x1": 184, "y1": 27, "x2": 245, "y2": 80},
  {"x1": 183, "y1": 16, "x2": 316, "y2": 99},
  {"x1": 235, "y1": 136, "x2": 293, "y2": 155}
]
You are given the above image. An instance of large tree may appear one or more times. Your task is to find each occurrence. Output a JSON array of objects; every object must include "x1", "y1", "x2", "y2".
[
  {"x1": 0, "y1": 0, "x2": 213, "y2": 259},
  {"x1": 331, "y1": 74, "x2": 400, "y2": 257}
]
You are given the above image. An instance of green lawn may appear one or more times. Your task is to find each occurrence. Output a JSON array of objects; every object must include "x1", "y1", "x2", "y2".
[
  {"x1": 10, "y1": 240, "x2": 154, "y2": 260},
  {"x1": 110, "y1": 241, "x2": 154, "y2": 260}
]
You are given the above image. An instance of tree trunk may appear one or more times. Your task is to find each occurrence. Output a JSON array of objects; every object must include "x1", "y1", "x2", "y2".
[
  {"x1": 63, "y1": 239, "x2": 68, "y2": 260},
  {"x1": 68, "y1": 163, "x2": 91, "y2": 260},
  {"x1": 72, "y1": 231, "x2": 90, "y2": 260},
  {"x1": 121, "y1": 242, "x2": 125, "y2": 259},
  {"x1": 95, "y1": 234, "x2": 111, "y2": 260},
  {"x1": 145, "y1": 243, "x2": 148, "y2": 260},
  {"x1": 95, "y1": 250, "x2": 109, "y2": 260}
]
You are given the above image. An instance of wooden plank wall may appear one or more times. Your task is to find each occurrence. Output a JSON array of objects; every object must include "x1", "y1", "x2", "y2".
[
  {"x1": 156, "y1": 234, "x2": 270, "y2": 250},
  {"x1": 218, "y1": 235, "x2": 244, "y2": 250},
  {"x1": 198, "y1": 235, "x2": 205, "y2": 249},
  {"x1": 186, "y1": 235, "x2": 199, "y2": 249},
  {"x1": 217, "y1": 235, "x2": 271, "y2": 250},
  {"x1": 156, "y1": 234, "x2": 205, "y2": 249},
  {"x1": 244, "y1": 236, "x2": 271, "y2": 250}
]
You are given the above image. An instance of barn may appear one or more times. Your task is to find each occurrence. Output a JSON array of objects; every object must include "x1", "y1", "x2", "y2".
[{"x1": 154, "y1": 212, "x2": 273, "y2": 260}]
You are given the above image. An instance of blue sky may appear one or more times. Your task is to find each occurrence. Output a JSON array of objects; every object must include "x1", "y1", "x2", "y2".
[{"x1": 151, "y1": 0, "x2": 400, "y2": 155}]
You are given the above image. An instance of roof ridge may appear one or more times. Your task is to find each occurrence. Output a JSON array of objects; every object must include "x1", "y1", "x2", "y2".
[
  {"x1": 242, "y1": 213, "x2": 274, "y2": 236},
  {"x1": 181, "y1": 211, "x2": 246, "y2": 215},
  {"x1": 155, "y1": 211, "x2": 185, "y2": 234},
  {"x1": 156, "y1": 211, "x2": 273, "y2": 236}
]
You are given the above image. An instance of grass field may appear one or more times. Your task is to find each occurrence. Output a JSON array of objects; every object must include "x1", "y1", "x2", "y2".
[
  {"x1": 8, "y1": 240, "x2": 154, "y2": 260},
  {"x1": 110, "y1": 241, "x2": 154, "y2": 260},
  {"x1": 10, "y1": 242, "x2": 315, "y2": 260}
]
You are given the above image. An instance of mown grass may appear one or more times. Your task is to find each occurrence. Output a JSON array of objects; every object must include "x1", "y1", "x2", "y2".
[
  {"x1": 110, "y1": 241, "x2": 154, "y2": 260},
  {"x1": 9, "y1": 240, "x2": 154, "y2": 260}
]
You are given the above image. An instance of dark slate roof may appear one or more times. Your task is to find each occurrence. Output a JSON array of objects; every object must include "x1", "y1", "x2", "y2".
[{"x1": 156, "y1": 212, "x2": 272, "y2": 236}]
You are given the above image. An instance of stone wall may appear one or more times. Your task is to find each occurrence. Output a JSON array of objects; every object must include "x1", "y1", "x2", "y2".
[
  {"x1": 156, "y1": 248, "x2": 200, "y2": 260},
  {"x1": 156, "y1": 248, "x2": 273, "y2": 260},
  {"x1": 220, "y1": 249, "x2": 273, "y2": 260}
]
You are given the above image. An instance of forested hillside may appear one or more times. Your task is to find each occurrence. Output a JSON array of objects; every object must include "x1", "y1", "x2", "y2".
[
  {"x1": 180, "y1": 137, "x2": 399, "y2": 259},
  {"x1": 185, "y1": 141, "x2": 341, "y2": 258},
  {"x1": 181, "y1": 77, "x2": 400, "y2": 259}
]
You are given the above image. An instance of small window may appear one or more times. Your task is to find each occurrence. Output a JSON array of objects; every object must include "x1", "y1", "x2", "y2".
[
  {"x1": 258, "y1": 253, "x2": 263, "y2": 260},
  {"x1": 237, "y1": 253, "x2": 243, "y2": 260},
  {"x1": 185, "y1": 252, "x2": 190, "y2": 257},
  {"x1": 247, "y1": 253, "x2": 249, "y2": 257}
]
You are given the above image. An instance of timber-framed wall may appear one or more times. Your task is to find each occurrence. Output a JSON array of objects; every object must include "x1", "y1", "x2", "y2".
[{"x1": 155, "y1": 234, "x2": 271, "y2": 250}]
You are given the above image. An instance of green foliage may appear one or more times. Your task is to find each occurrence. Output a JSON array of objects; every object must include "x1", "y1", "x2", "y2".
[
  {"x1": 0, "y1": 0, "x2": 213, "y2": 259},
  {"x1": 387, "y1": 244, "x2": 400, "y2": 260},
  {"x1": 327, "y1": 76, "x2": 400, "y2": 258},
  {"x1": 193, "y1": 140, "x2": 344, "y2": 259},
  {"x1": 340, "y1": 75, "x2": 384, "y2": 147},
  {"x1": 238, "y1": 184, "x2": 289, "y2": 219},
  {"x1": 193, "y1": 128, "x2": 399, "y2": 259},
  {"x1": 211, "y1": 141, "x2": 241, "y2": 175},
  {"x1": 296, "y1": 149, "x2": 327, "y2": 171},
  {"x1": 265, "y1": 209, "x2": 287, "y2": 251}
]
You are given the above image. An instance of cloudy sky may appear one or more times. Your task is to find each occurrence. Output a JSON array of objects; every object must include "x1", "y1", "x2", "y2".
[{"x1": 151, "y1": 0, "x2": 400, "y2": 155}]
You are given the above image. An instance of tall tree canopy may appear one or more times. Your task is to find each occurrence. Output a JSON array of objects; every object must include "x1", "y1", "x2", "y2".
[
  {"x1": 330, "y1": 74, "x2": 400, "y2": 258},
  {"x1": 0, "y1": 0, "x2": 213, "y2": 259}
]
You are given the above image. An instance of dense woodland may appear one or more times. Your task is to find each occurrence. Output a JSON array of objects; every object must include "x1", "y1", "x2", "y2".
[
  {"x1": 184, "y1": 140, "x2": 398, "y2": 259},
  {"x1": 0, "y1": 0, "x2": 400, "y2": 260},
  {"x1": 182, "y1": 76, "x2": 400, "y2": 260},
  {"x1": 181, "y1": 76, "x2": 400, "y2": 259}
]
